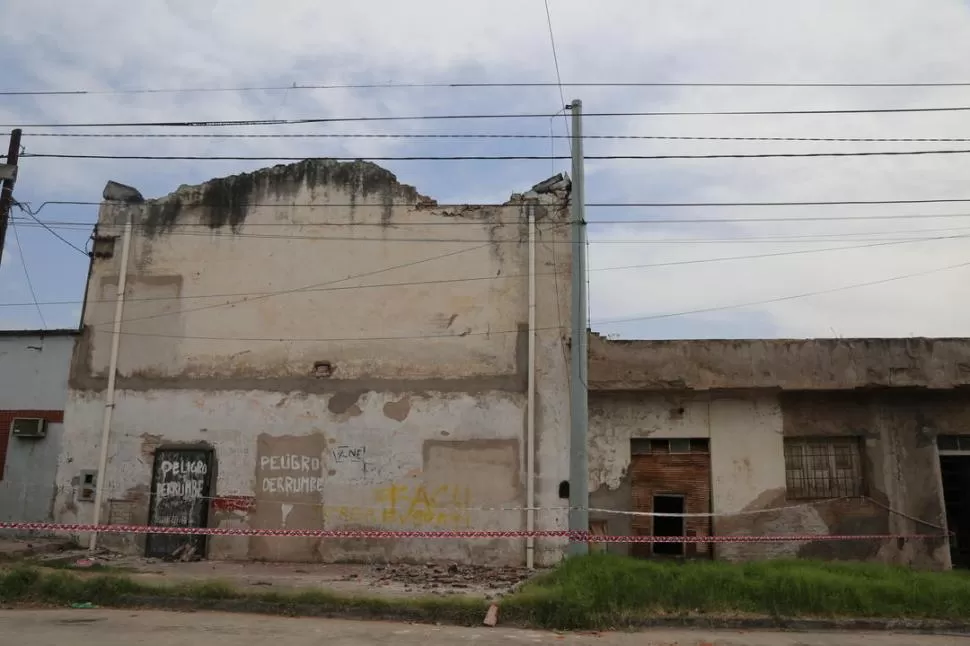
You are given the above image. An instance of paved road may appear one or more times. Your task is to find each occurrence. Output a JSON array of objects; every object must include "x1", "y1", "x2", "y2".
[{"x1": 1, "y1": 609, "x2": 967, "y2": 645}]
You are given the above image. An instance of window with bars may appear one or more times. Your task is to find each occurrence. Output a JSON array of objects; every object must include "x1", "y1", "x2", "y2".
[{"x1": 783, "y1": 437, "x2": 865, "y2": 499}]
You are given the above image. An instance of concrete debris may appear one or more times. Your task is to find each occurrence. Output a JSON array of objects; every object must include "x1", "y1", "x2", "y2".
[
  {"x1": 102, "y1": 180, "x2": 144, "y2": 203},
  {"x1": 370, "y1": 562, "x2": 533, "y2": 595}
]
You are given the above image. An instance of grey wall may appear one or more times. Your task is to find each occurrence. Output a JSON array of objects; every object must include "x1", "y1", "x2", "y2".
[{"x1": 0, "y1": 331, "x2": 76, "y2": 525}]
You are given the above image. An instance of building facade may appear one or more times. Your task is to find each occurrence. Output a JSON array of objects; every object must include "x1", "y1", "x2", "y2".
[
  {"x1": 54, "y1": 160, "x2": 573, "y2": 565},
  {"x1": 588, "y1": 334, "x2": 970, "y2": 570},
  {"x1": 0, "y1": 329, "x2": 77, "y2": 528}
]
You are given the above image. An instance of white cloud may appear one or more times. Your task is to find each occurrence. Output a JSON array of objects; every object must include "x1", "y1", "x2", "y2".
[{"x1": 2, "y1": 0, "x2": 970, "y2": 336}]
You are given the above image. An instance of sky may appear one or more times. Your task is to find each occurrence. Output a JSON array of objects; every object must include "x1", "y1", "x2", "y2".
[{"x1": 2, "y1": 0, "x2": 970, "y2": 339}]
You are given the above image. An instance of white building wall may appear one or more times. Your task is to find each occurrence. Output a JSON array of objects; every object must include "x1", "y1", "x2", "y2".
[{"x1": 56, "y1": 161, "x2": 571, "y2": 565}]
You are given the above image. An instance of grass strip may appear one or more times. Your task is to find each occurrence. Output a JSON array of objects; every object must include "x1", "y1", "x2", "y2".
[
  {"x1": 0, "y1": 566, "x2": 485, "y2": 624},
  {"x1": 5, "y1": 555, "x2": 970, "y2": 631},
  {"x1": 501, "y1": 554, "x2": 970, "y2": 629}
]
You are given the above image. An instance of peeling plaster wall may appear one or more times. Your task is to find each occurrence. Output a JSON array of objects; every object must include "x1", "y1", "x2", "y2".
[
  {"x1": 589, "y1": 389, "x2": 954, "y2": 568},
  {"x1": 0, "y1": 333, "x2": 76, "y2": 527},
  {"x1": 589, "y1": 334, "x2": 970, "y2": 391},
  {"x1": 57, "y1": 161, "x2": 571, "y2": 565}
]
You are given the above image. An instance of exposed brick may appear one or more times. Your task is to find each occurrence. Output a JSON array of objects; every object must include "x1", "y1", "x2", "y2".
[{"x1": 629, "y1": 452, "x2": 712, "y2": 558}]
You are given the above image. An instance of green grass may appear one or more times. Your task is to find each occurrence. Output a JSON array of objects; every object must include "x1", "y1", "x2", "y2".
[
  {"x1": 502, "y1": 554, "x2": 970, "y2": 629},
  {"x1": 4, "y1": 556, "x2": 970, "y2": 631},
  {"x1": 0, "y1": 566, "x2": 485, "y2": 624}
]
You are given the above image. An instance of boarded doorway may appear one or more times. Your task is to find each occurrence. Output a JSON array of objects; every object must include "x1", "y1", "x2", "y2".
[
  {"x1": 629, "y1": 438, "x2": 712, "y2": 559},
  {"x1": 145, "y1": 448, "x2": 214, "y2": 560}
]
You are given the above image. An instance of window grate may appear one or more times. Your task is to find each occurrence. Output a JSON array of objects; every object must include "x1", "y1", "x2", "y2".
[{"x1": 784, "y1": 437, "x2": 864, "y2": 499}]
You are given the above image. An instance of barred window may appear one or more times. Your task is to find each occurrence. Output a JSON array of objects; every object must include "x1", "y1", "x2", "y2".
[{"x1": 784, "y1": 437, "x2": 864, "y2": 499}]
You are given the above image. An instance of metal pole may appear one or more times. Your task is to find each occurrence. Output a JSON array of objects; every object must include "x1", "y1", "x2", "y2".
[
  {"x1": 567, "y1": 99, "x2": 589, "y2": 556},
  {"x1": 0, "y1": 129, "x2": 23, "y2": 266},
  {"x1": 89, "y1": 213, "x2": 134, "y2": 552}
]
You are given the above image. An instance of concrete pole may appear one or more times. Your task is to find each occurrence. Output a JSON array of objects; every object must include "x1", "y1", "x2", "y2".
[
  {"x1": 567, "y1": 99, "x2": 589, "y2": 556},
  {"x1": 89, "y1": 213, "x2": 133, "y2": 552}
]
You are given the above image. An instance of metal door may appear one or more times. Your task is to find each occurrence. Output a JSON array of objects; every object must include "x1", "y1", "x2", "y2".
[{"x1": 145, "y1": 448, "x2": 214, "y2": 559}]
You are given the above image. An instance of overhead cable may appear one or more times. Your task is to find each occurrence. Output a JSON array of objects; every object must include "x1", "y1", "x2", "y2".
[
  {"x1": 22, "y1": 148, "x2": 970, "y2": 161},
  {"x1": 8, "y1": 104, "x2": 970, "y2": 128},
  {"x1": 24, "y1": 132, "x2": 970, "y2": 143},
  {"x1": 7, "y1": 80, "x2": 970, "y2": 96}
]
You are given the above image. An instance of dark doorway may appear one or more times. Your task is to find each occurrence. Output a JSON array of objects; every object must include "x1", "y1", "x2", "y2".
[
  {"x1": 940, "y1": 455, "x2": 970, "y2": 568},
  {"x1": 145, "y1": 448, "x2": 214, "y2": 560},
  {"x1": 652, "y1": 494, "x2": 685, "y2": 556}
]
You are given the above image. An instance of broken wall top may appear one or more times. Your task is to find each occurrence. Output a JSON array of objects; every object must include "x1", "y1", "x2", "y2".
[{"x1": 589, "y1": 334, "x2": 970, "y2": 391}]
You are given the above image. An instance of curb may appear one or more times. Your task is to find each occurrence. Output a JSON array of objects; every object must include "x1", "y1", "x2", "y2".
[{"x1": 54, "y1": 594, "x2": 970, "y2": 635}]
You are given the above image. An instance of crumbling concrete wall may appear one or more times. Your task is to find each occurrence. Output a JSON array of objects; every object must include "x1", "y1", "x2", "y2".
[
  {"x1": 589, "y1": 388, "x2": 953, "y2": 568},
  {"x1": 589, "y1": 333, "x2": 970, "y2": 391},
  {"x1": 55, "y1": 160, "x2": 571, "y2": 565}
]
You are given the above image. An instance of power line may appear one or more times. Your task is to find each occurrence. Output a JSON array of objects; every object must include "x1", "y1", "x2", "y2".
[
  {"x1": 7, "y1": 219, "x2": 47, "y2": 328},
  {"x1": 18, "y1": 218, "x2": 970, "y2": 244},
  {"x1": 7, "y1": 81, "x2": 970, "y2": 96},
  {"x1": 81, "y1": 256, "x2": 970, "y2": 342},
  {"x1": 22, "y1": 148, "x2": 970, "y2": 161},
  {"x1": 21, "y1": 197, "x2": 970, "y2": 213},
  {"x1": 98, "y1": 243, "x2": 494, "y2": 327},
  {"x1": 18, "y1": 213, "x2": 970, "y2": 236},
  {"x1": 5, "y1": 233, "x2": 964, "y2": 310},
  {"x1": 541, "y1": 0, "x2": 569, "y2": 136},
  {"x1": 24, "y1": 132, "x2": 970, "y2": 143},
  {"x1": 9, "y1": 105, "x2": 970, "y2": 128},
  {"x1": 18, "y1": 217, "x2": 970, "y2": 240},
  {"x1": 12, "y1": 201, "x2": 89, "y2": 256},
  {"x1": 596, "y1": 258, "x2": 970, "y2": 327}
]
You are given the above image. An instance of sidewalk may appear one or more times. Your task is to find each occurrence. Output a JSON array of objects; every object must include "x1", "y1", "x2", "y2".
[{"x1": 29, "y1": 548, "x2": 539, "y2": 601}]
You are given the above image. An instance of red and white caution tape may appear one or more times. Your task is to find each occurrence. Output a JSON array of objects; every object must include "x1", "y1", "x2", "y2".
[{"x1": 0, "y1": 521, "x2": 948, "y2": 543}]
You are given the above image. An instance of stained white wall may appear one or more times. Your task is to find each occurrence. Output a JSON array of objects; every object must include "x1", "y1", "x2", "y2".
[{"x1": 57, "y1": 162, "x2": 572, "y2": 565}]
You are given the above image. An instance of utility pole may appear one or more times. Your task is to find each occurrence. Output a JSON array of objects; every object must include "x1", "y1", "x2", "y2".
[
  {"x1": 0, "y1": 128, "x2": 23, "y2": 266},
  {"x1": 567, "y1": 99, "x2": 589, "y2": 556}
]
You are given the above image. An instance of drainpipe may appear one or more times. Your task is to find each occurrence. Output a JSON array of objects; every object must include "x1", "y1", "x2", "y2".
[
  {"x1": 526, "y1": 202, "x2": 537, "y2": 569},
  {"x1": 89, "y1": 213, "x2": 133, "y2": 552}
]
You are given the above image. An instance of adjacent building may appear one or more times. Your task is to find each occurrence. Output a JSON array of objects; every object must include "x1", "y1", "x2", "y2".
[
  {"x1": 588, "y1": 333, "x2": 970, "y2": 570},
  {"x1": 53, "y1": 160, "x2": 573, "y2": 566},
  {"x1": 0, "y1": 329, "x2": 78, "y2": 528}
]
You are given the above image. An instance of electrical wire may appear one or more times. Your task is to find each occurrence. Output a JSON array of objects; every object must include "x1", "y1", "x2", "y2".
[
  {"x1": 596, "y1": 258, "x2": 970, "y2": 327},
  {"x1": 24, "y1": 132, "x2": 970, "y2": 143},
  {"x1": 8, "y1": 104, "x2": 970, "y2": 128},
  {"x1": 98, "y1": 243, "x2": 494, "y2": 327},
  {"x1": 83, "y1": 256, "x2": 970, "y2": 342},
  {"x1": 12, "y1": 200, "x2": 89, "y2": 256},
  {"x1": 16, "y1": 218, "x2": 970, "y2": 244},
  {"x1": 63, "y1": 234, "x2": 970, "y2": 331},
  {"x1": 23, "y1": 148, "x2": 970, "y2": 161},
  {"x1": 7, "y1": 80, "x2": 970, "y2": 96},
  {"x1": 541, "y1": 0, "x2": 570, "y2": 139},
  {"x1": 7, "y1": 219, "x2": 47, "y2": 328},
  {"x1": 21, "y1": 197, "x2": 970, "y2": 212},
  {"x1": 18, "y1": 218, "x2": 970, "y2": 240}
]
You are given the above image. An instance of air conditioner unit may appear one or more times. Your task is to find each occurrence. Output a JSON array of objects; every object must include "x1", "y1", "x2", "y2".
[{"x1": 10, "y1": 417, "x2": 47, "y2": 439}]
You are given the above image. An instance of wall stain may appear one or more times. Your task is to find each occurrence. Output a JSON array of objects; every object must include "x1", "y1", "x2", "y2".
[
  {"x1": 328, "y1": 391, "x2": 364, "y2": 416},
  {"x1": 383, "y1": 396, "x2": 411, "y2": 422}
]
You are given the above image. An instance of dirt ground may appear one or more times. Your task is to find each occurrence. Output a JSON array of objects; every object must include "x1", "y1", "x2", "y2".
[{"x1": 27, "y1": 546, "x2": 540, "y2": 600}]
